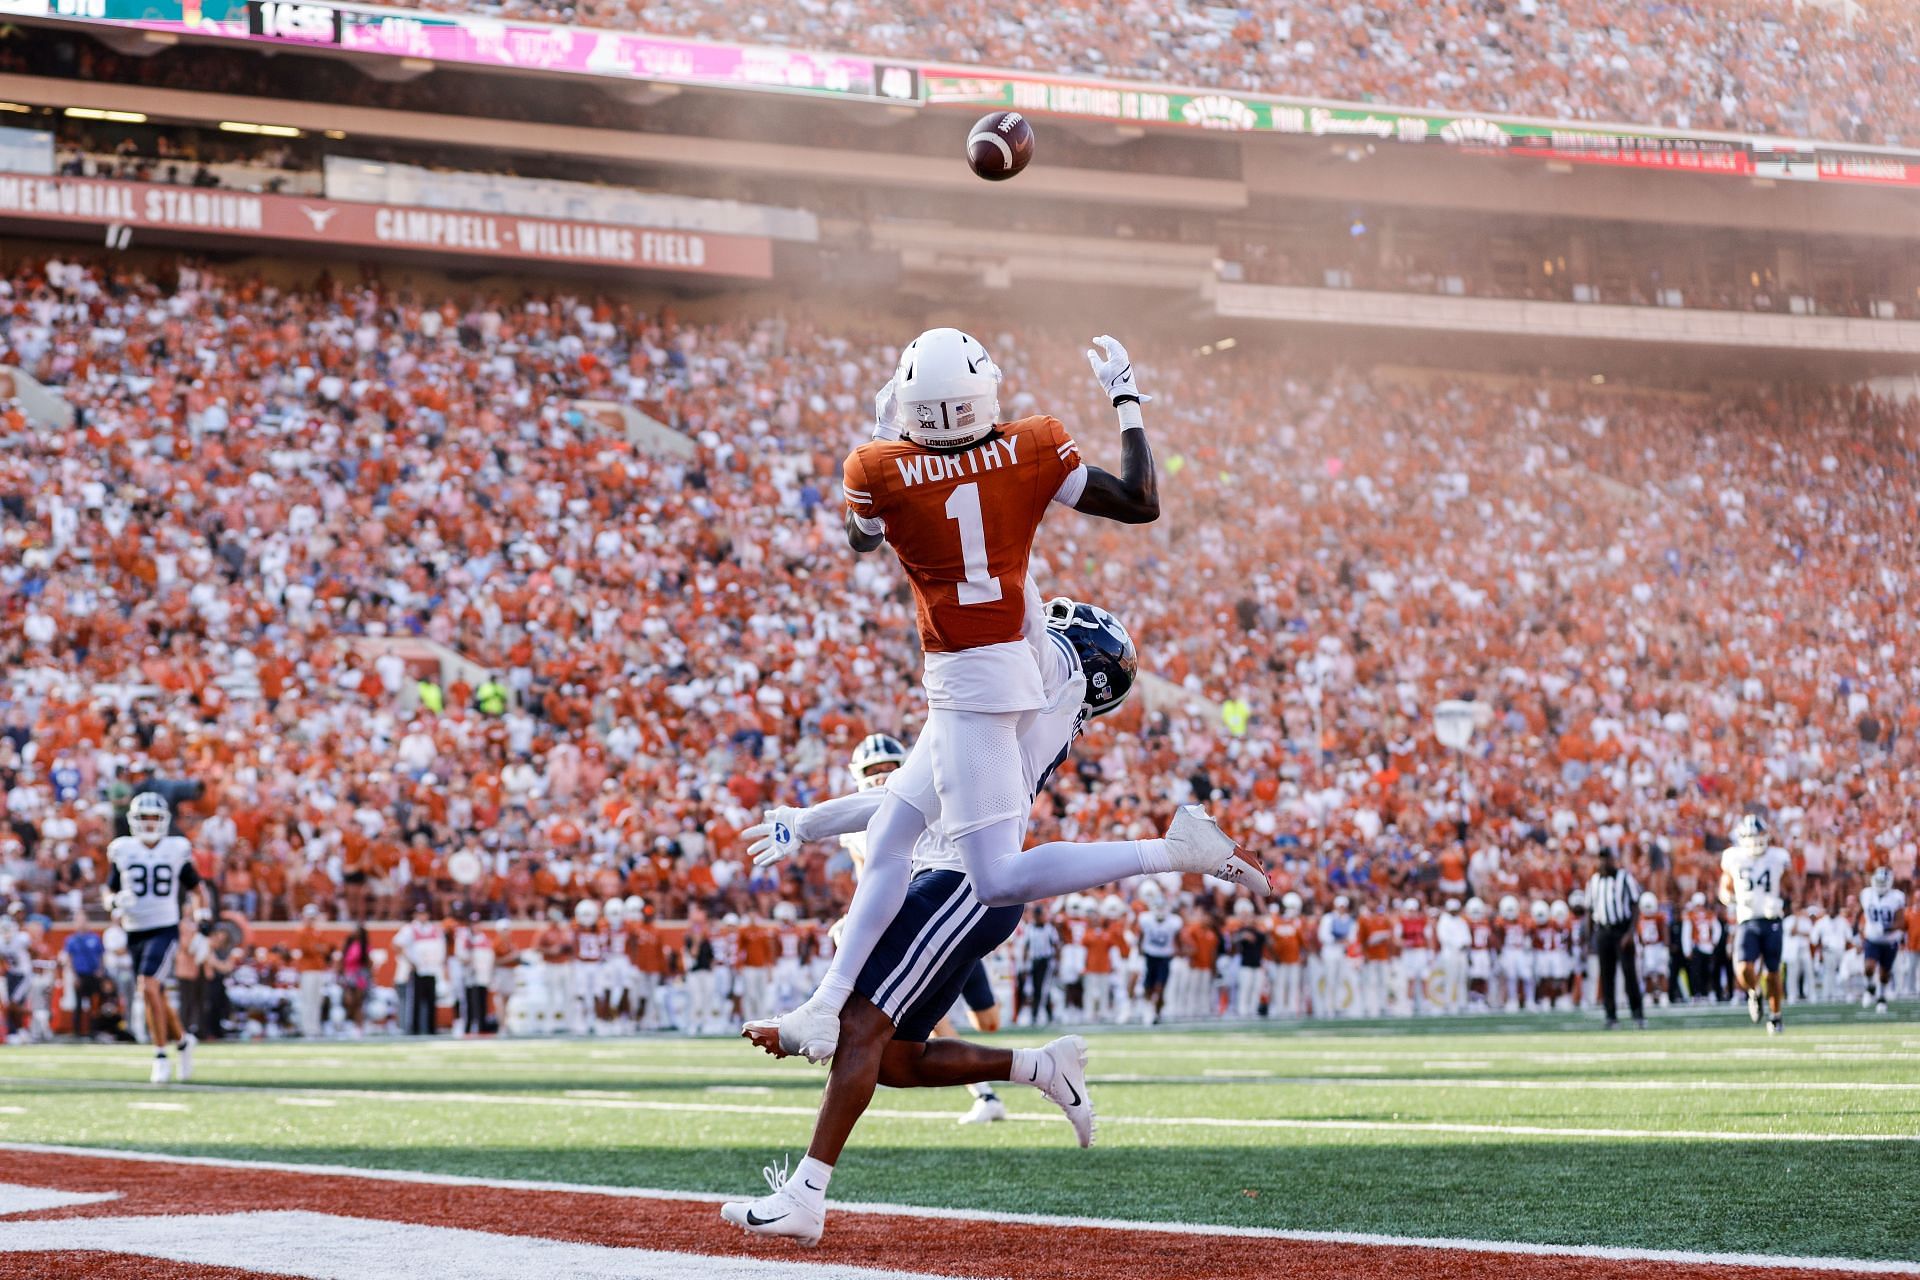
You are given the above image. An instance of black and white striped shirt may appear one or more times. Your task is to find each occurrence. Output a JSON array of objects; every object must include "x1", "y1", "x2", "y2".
[{"x1": 1586, "y1": 867, "x2": 1643, "y2": 929}]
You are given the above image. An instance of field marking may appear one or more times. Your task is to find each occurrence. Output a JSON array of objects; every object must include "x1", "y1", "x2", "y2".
[
  {"x1": 2, "y1": 1142, "x2": 1913, "y2": 1275},
  {"x1": 275, "y1": 1097, "x2": 338, "y2": 1108},
  {"x1": 0, "y1": 1181, "x2": 120, "y2": 1215},
  {"x1": 4, "y1": 1077, "x2": 1908, "y2": 1144},
  {"x1": 126, "y1": 1101, "x2": 189, "y2": 1112},
  {"x1": 0, "y1": 1208, "x2": 960, "y2": 1280}
]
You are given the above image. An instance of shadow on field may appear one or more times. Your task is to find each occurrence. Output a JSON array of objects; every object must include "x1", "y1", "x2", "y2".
[{"x1": 94, "y1": 1138, "x2": 1914, "y2": 1264}]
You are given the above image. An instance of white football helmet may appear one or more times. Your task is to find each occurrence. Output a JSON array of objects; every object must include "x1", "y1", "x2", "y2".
[
  {"x1": 129, "y1": 792, "x2": 171, "y2": 845},
  {"x1": 1733, "y1": 812, "x2": 1768, "y2": 852},
  {"x1": 1550, "y1": 900, "x2": 1570, "y2": 923},
  {"x1": 602, "y1": 898, "x2": 625, "y2": 926},
  {"x1": 1529, "y1": 900, "x2": 1549, "y2": 924},
  {"x1": 849, "y1": 734, "x2": 907, "y2": 791},
  {"x1": 1443, "y1": 898, "x2": 1462, "y2": 914},
  {"x1": 1101, "y1": 895, "x2": 1127, "y2": 920},
  {"x1": 574, "y1": 899, "x2": 600, "y2": 927},
  {"x1": 1871, "y1": 866, "x2": 1893, "y2": 892},
  {"x1": 1499, "y1": 895, "x2": 1521, "y2": 921},
  {"x1": 1138, "y1": 880, "x2": 1166, "y2": 909},
  {"x1": 1402, "y1": 898, "x2": 1421, "y2": 913},
  {"x1": 1639, "y1": 891, "x2": 1659, "y2": 913},
  {"x1": 893, "y1": 327, "x2": 1001, "y2": 448},
  {"x1": 1465, "y1": 897, "x2": 1487, "y2": 920},
  {"x1": 773, "y1": 901, "x2": 799, "y2": 924},
  {"x1": 1233, "y1": 898, "x2": 1256, "y2": 919},
  {"x1": 1282, "y1": 891, "x2": 1303, "y2": 917}
]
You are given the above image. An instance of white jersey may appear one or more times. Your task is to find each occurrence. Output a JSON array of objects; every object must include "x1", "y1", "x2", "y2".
[
  {"x1": 1137, "y1": 912, "x2": 1180, "y2": 958},
  {"x1": 108, "y1": 835, "x2": 196, "y2": 931},
  {"x1": 802, "y1": 625, "x2": 1085, "y2": 875},
  {"x1": 1722, "y1": 845, "x2": 1790, "y2": 923},
  {"x1": 1861, "y1": 887, "x2": 1906, "y2": 943}
]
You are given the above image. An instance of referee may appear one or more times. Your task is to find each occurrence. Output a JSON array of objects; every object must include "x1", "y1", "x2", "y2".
[{"x1": 1585, "y1": 847, "x2": 1647, "y2": 1029}]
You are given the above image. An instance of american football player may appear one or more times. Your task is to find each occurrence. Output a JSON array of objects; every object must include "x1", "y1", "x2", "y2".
[
  {"x1": 1265, "y1": 894, "x2": 1308, "y2": 1018},
  {"x1": 1316, "y1": 895, "x2": 1357, "y2": 1017},
  {"x1": 1720, "y1": 813, "x2": 1793, "y2": 1032},
  {"x1": 723, "y1": 596, "x2": 1139, "y2": 1246},
  {"x1": 1134, "y1": 881, "x2": 1179, "y2": 1025},
  {"x1": 1496, "y1": 895, "x2": 1532, "y2": 1010},
  {"x1": 1635, "y1": 892, "x2": 1671, "y2": 1006},
  {"x1": 106, "y1": 793, "x2": 206, "y2": 1083},
  {"x1": 1859, "y1": 866, "x2": 1905, "y2": 1014},
  {"x1": 768, "y1": 331, "x2": 1264, "y2": 1064},
  {"x1": 1464, "y1": 897, "x2": 1494, "y2": 1010}
]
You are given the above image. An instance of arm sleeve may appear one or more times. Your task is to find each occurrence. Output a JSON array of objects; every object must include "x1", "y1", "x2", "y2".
[
  {"x1": 1037, "y1": 417, "x2": 1087, "y2": 508},
  {"x1": 179, "y1": 858, "x2": 201, "y2": 891},
  {"x1": 842, "y1": 451, "x2": 883, "y2": 533},
  {"x1": 108, "y1": 864, "x2": 121, "y2": 892},
  {"x1": 794, "y1": 790, "x2": 886, "y2": 842}
]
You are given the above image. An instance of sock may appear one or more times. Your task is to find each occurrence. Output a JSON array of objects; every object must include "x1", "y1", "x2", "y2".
[
  {"x1": 1134, "y1": 838, "x2": 1172, "y2": 874},
  {"x1": 1010, "y1": 1047, "x2": 1055, "y2": 1091},
  {"x1": 153, "y1": 1049, "x2": 166, "y2": 1059},
  {"x1": 969, "y1": 1082, "x2": 999, "y2": 1102},
  {"x1": 791, "y1": 1156, "x2": 833, "y2": 1211},
  {"x1": 969, "y1": 833, "x2": 1163, "y2": 902}
]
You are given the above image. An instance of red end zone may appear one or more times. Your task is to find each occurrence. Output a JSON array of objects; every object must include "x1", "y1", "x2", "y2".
[{"x1": 0, "y1": 1146, "x2": 1905, "y2": 1280}]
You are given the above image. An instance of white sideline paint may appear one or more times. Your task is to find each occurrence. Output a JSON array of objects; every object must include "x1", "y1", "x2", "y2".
[
  {"x1": 6, "y1": 1077, "x2": 1910, "y2": 1143},
  {"x1": 0, "y1": 1209, "x2": 962, "y2": 1280},
  {"x1": 1, "y1": 1145, "x2": 1914, "y2": 1275},
  {"x1": 0, "y1": 1182, "x2": 119, "y2": 1215}
]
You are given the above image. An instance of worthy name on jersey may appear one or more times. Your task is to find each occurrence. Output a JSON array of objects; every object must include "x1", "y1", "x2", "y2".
[{"x1": 888, "y1": 434, "x2": 1025, "y2": 487}]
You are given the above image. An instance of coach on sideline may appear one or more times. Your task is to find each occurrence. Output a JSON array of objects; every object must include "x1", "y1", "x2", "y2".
[{"x1": 1586, "y1": 847, "x2": 1646, "y2": 1030}]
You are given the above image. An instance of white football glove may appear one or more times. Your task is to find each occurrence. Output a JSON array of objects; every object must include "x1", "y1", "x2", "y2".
[
  {"x1": 872, "y1": 376, "x2": 902, "y2": 441},
  {"x1": 1085, "y1": 335, "x2": 1150, "y2": 406},
  {"x1": 746, "y1": 805, "x2": 807, "y2": 868}
]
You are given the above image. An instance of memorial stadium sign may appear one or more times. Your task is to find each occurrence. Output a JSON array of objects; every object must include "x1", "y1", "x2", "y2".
[{"x1": 0, "y1": 175, "x2": 775, "y2": 275}]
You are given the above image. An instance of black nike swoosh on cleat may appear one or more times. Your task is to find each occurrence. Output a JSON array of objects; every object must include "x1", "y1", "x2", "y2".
[
  {"x1": 745, "y1": 1210, "x2": 789, "y2": 1227},
  {"x1": 804, "y1": 1180, "x2": 823, "y2": 1191},
  {"x1": 1065, "y1": 1079, "x2": 1082, "y2": 1108}
]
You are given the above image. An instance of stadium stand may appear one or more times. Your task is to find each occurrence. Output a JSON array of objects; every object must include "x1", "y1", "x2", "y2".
[{"x1": 369, "y1": 0, "x2": 1920, "y2": 144}]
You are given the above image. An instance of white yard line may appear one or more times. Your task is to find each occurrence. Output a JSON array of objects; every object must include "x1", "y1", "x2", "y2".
[
  {"x1": 0, "y1": 1143, "x2": 1912, "y2": 1274},
  {"x1": 2, "y1": 1078, "x2": 1907, "y2": 1144}
]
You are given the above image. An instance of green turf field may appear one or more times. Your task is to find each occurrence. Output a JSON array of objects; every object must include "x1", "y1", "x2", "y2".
[{"x1": 11, "y1": 1006, "x2": 1918, "y2": 1262}]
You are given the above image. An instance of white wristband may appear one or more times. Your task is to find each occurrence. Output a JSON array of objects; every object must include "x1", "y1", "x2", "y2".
[{"x1": 1115, "y1": 401, "x2": 1145, "y2": 432}]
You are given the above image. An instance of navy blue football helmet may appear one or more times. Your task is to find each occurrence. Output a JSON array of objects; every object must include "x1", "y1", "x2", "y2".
[{"x1": 1044, "y1": 597, "x2": 1137, "y2": 718}]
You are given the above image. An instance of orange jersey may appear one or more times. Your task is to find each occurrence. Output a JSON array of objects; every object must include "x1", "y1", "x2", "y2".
[
  {"x1": 740, "y1": 923, "x2": 777, "y2": 968},
  {"x1": 573, "y1": 923, "x2": 611, "y2": 963},
  {"x1": 1533, "y1": 924, "x2": 1568, "y2": 955},
  {"x1": 1084, "y1": 922, "x2": 1129, "y2": 975},
  {"x1": 627, "y1": 923, "x2": 668, "y2": 975},
  {"x1": 536, "y1": 925, "x2": 573, "y2": 963},
  {"x1": 1498, "y1": 919, "x2": 1532, "y2": 952},
  {"x1": 1360, "y1": 913, "x2": 1396, "y2": 961},
  {"x1": 1267, "y1": 917, "x2": 1306, "y2": 965},
  {"x1": 1181, "y1": 921, "x2": 1219, "y2": 969},
  {"x1": 777, "y1": 922, "x2": 812, "y2": 962},
  {"x1": 1469, "y1": 921, "x2": 1495, "y2": 951},
  {"x1": 842, "y1": 415, "x2": 1081, "y2": 653},
  {"x1": 1635, "y1": 913, "x2": 1665, "y2": 946}
]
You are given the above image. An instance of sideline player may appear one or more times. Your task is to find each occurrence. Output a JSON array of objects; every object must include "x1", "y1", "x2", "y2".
[
  {"x1": 724, "y1": 597, "x2": 1142, "y2": 1246},
  {"x1": 764, "y1": 331, "x2": 1265, "y2": 1064},
  {"x1": 1721, "y1": 813, "x2": 1792, "y2": 1033},
  {"x1": 1860, "y1": 866, "x2": 1905, "y2": 1013},
  {"x1": 1635, "y1": 892, "x2": 1671, "y2": 1006},
  {"x1": 107, "y1": 794, "x2": 206, "y2": 1083}
]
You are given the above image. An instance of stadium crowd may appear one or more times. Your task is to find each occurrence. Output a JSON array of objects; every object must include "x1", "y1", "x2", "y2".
[
  {"x1": 379, "y1": 0, "x2": 1920, "y2": 145},
  {"x1": 0, "y1": 252, "x2": 1917, "y2": 1038}
]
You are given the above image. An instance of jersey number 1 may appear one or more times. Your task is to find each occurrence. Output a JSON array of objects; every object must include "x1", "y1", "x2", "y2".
[{"x1": 945, "y1": 483, "x2": 1003, "y2": 606}]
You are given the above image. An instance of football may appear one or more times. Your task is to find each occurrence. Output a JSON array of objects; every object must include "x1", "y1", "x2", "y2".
[{"x1": 966, "y1": 110, "x2": 1034, "y2": 181}]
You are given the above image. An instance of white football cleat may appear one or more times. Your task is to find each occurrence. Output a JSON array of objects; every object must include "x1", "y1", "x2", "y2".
[
  {"x1": 1030, "y1": 1035, "x2": 1096, "y2": 1148},
  {"x1": 1163, "y1": 805, "x2": 1268, "y2": 899},
  {"x1": 176, "y1": 1033, "x2": 196, "y2": 1082},
  {"x1": 745, "y1": 998, "x2": 839, "y2": 1064},
  {"x1": 957, "y1": 1093, "x2": 1007, "y2": 1125},
  {"x1": 720, "y1": 1158, "x2": 824, "y2": 1247},
  {"x1": 149, "y1": 1054, "x2": 171, "y2": 1085},
  {"x1": 1748, "y1": 988, "x2": 1763, "y2": 1023}
]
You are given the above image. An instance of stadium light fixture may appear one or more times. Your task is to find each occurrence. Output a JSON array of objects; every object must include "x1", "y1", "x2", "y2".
[
  {"x1": 1590, "y1": 374, "x2": 1607, "y2": 385},
  {"x1": 65, "y1": 107, "x2": 147, "y2": 123},
  {"x1": 325, "y1": 130, "x2": 347, "y2": 140},
  {"x1": 0, "y1": 103, "x2": 30, "y2": 114},
  {"x1": 219, "y1": 121, "x2": 302, "y2": 137},
  {"x1": 1215, "y1": 338, "x2": 1237, "y2": 350}
]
